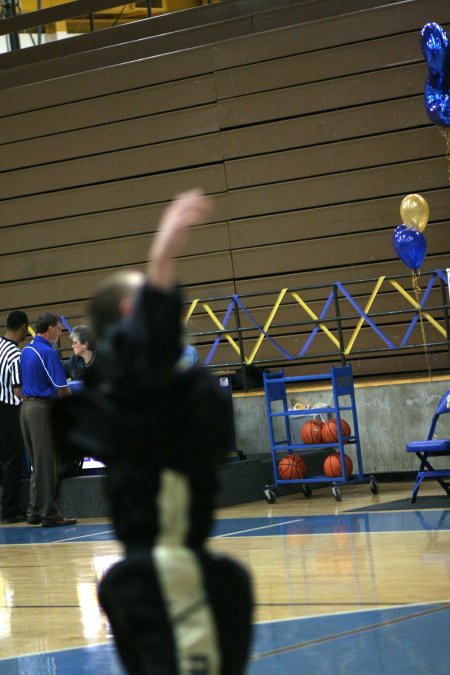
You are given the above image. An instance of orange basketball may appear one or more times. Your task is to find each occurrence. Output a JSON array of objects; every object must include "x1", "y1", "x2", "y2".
[
  {"x1": 321, "y1": 421, "x2": 338, "y2": 443},
  {"x1": 301, "y1": 420, "x2": 322, "y2": 444},
  {"x1": 321, "y1": 418, "x2": 351, "y2": 444},
  {"x1": 323, "y1": 452, "x2": 353, "y2": 478},
  {"x1": 278, "y1": 454, "x2": 307, "y2": 480},
  {"x1": 340, "y1": 418, "x2": 351, "y2": 438}
]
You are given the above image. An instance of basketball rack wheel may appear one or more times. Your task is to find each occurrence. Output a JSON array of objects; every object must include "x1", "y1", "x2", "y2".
[
  {"x1": 301, "y1": 484, "x2": 313, "y2": 498},
  {"x1": 331, "y1": 477, "x2": 379, "y2": 501},
  {"x1": 264, "y1": 487, "x2": 277, "y2": 504},
  {"x1": 369, "y1": 477, "x2": 380, "y2": 494},
  {"x1": 264, "y1": 483, "x2": 313, "y2": 503},
  {"x1": 331, "y1": 486, "x2": 342, "y2": 501}
]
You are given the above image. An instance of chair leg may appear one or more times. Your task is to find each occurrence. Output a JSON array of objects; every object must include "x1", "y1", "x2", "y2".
[
  {"x1": 435, "y1": 477, "x2": 450, "y2": 497},
  {"x1": 411, "y1": 453, "x2": 450, "y2": 501},
  {"x1": 410, "y1": 476, "x2": 423, "y2": 503},
  {"x1": 411, "y1": 454, "x2": 429, "y2": 503}
]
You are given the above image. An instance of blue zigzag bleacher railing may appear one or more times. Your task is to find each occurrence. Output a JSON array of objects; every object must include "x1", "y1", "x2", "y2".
[{"x1": 184, "y1": 269, "x2": 449, "y2": 369}]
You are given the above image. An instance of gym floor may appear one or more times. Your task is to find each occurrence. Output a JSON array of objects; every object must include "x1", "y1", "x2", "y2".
[{"x1": 0, "y1": 481, "x2": 449, "y2": 674}]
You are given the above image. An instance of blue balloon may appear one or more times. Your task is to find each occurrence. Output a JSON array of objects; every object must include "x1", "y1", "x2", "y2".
[
  {"x1": 392, "y1": 224, "x2": 427, "y2": 271},
  {"x1": 420, "y1": 23, "x2": 450, "y2": 127}
]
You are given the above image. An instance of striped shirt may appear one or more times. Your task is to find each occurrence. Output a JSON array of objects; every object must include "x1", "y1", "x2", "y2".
[{"x1": 0, "y1": 337, "x2": 21, "y2": 406}]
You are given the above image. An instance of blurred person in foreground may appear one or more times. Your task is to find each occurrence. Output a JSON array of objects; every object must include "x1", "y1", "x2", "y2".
[{"x1": 53, "y1": 190, "x2": 253, "y2": 675}]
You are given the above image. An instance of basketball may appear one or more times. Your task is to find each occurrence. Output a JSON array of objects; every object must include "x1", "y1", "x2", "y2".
[
  {"x1": 313, "y1": 415, "x2": 324, "y2": 429},
  {"x1": 278, "y1": 454, "x2": 307, "y2": 480},
  {"x1": 321, "y1": 418, "x2": 351, "y2": 444},
  {"x1": 301, "y1": 420, "x2": 322, "y2": 444},
  {"x1": 340, "y1": 418, "x2": 351, "y2": 438},
  {"x1": 323, "y1": 452, "x2": 353, "y2": 478}
]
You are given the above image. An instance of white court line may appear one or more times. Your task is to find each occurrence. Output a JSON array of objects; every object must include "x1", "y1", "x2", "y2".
[
  {"x1": 213, "y1": 518, "x2": 305, "y2": 538},
  {"x1": 53, "y1": 528, "x2": 116, "y2": 544}
]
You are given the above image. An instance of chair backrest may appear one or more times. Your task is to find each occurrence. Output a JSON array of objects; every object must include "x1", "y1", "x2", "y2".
[{"x1": 428, "y1": 390, "x2": 450, "y2": 439}]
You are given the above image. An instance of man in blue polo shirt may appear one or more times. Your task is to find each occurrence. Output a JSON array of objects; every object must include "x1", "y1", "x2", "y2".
[{"x1": 20, "y1": 312, "x2": 77, "y2": 527}]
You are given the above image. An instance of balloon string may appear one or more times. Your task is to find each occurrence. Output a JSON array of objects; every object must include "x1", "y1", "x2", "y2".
[
  {"x1": 412, "y1": 271, "x2": 433, "y2": 382},
  {"x1": 441, "y1": 127, "x2": 450, "y2": 182},
  {"x1": 412, "y1": 271, "x2": 441, "y2": 431}
]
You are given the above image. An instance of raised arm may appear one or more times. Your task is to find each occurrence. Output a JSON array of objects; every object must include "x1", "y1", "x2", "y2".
[{"x1": 147, "y1": 189, "x2": 212, "y2": 290}]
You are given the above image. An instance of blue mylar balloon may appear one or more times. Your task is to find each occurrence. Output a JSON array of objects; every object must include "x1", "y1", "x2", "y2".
[
  {"x1": 392, "y1": 224, "x2": 427, "y2": 271},
  {"x1": 420, "y1": 22, "x2": 450, "y2": 127}
]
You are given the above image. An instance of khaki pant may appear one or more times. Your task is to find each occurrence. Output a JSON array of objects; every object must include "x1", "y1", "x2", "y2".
[{"x1": 20, "y1": 399, "x2": 59, "y2": 520}]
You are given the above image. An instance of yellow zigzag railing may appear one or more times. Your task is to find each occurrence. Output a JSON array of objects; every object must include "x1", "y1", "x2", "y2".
[{"x1": 184, "y1": 270, "x2": 448, "y2": 365}]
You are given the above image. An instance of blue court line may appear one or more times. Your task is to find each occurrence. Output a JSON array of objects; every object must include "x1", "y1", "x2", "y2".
[
  {"x1": 0, "y1": 524, "x2": 116, "y2": 545},
  {"x1": 1, "y1": 602, "x2": 449, "y2": 674},
  {"x1": 0, "y1": 509, "x2": 449, "y2": 545},
  {"x1": 212, "y1": 510, "x2": 450, "y2": 537},
  {"x1": 247, "y1": 602, "x2": 450, "y2": 674}
]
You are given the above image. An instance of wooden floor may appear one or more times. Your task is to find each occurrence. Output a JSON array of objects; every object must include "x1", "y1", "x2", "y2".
[
  {"x1": 0, "y1": 481, "x2": 449, "y2": 673},
  {"x1": 216, "y1": 482, "x2": 450, "y2": 620}
]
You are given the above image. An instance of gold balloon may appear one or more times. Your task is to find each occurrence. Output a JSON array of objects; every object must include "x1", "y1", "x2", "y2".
[{"x1": 400, "y1": 194, "x2": 429, "y2": 232}]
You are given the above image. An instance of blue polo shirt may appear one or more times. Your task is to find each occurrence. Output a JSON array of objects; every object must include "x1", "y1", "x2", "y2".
[{"x1": 20, "y1": 335, "x2": 68, "y2": 399}]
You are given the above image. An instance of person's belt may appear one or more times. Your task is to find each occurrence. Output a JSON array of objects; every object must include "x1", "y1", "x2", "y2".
[{"x1": 22, "y1": 396, "x2": 52, "y2": 402}]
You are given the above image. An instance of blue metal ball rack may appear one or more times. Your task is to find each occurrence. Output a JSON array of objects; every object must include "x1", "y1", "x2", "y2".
[{"x1": 263, "y1": 364, "x2": 379, "y2": 502}]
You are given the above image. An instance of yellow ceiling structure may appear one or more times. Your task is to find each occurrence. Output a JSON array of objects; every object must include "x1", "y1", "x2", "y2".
[{"x1": 19, "y1": 1, "x2": 216, "y2": 32}]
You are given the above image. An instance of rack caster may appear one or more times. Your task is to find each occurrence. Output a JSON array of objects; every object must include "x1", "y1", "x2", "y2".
[
  {"x1": 264, "y1": 488, "x2": 277, "y2": 504},
  {"x1": 332, "y1": 486, "x2": 342, "y2": 501},
  {"x1": 301, "y1": 484, "x2": 313, "y2": 498},
  {"x1": 370, "y1": 478, "x2": 380, "y2": 494}
]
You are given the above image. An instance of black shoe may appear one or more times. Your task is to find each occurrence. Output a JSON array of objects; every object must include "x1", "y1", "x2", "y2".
[
  {"x1": 27, "y1": 514, "x2": 42, "y2": 525},
  {"x1": 1, "y1": 513, "x2": 26, "y2": 524},
  {"x1": 41, "y1": 516, "x2": 77, "y2": 528}
]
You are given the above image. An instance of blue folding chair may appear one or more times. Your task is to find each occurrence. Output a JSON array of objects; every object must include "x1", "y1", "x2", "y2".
[{"x1": 407, "y1": 390, "x2": 450, "y2": 503}]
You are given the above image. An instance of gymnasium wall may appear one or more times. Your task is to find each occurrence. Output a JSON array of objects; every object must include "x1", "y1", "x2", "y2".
[
  {"x1": 232, "y1": 375, "x2": 450, "y2": 474},
  {"x1": 0, "y1": 0, "x2": 449, "y2": 378}
]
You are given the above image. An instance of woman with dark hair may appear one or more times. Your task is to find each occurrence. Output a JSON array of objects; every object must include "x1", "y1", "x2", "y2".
[{"x1": 64, "y1": 325, "x2": 96, "y2": 381}]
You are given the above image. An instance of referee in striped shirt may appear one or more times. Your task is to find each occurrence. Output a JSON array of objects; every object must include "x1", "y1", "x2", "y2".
[{"x1": 0, "y1": 311, "x2": 29, "y2": 524}]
